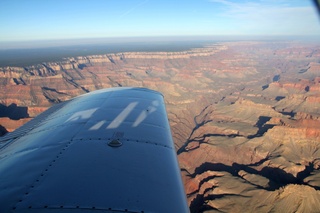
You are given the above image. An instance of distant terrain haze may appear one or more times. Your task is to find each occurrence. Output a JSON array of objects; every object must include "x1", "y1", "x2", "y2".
[{"x1": 1, "y1": 35, "x2": 319, "y2": 67}]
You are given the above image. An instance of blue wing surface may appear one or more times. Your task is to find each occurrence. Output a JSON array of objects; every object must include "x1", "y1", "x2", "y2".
[{"x1": 0, "y1": 87, "x2": 189, "y2": 213}]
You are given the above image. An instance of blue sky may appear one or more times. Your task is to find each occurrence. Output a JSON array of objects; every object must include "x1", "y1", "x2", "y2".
[{"x1": 0, "y1": 0, "x2": 320, "y2": 42}]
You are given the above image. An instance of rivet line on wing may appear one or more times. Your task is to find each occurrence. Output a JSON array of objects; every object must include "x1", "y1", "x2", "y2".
[
  {"x1": 74, "y1": 137, "x2": 173, "y2": 149},
  {"x1": 12, "y1": 139, "x2": 74, "y2": 210},
  {"x1": 17, "y1": 205, "x2": 145, "y2": 212}
]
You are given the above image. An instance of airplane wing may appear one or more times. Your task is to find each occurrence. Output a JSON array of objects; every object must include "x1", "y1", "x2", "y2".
[{"x1": 0, "y1": 87, "x2": 189, "y2": 213}]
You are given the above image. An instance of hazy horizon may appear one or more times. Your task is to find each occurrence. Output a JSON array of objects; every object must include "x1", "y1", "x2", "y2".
[
  {"x1": 0, "y1": 39, "x2": 208, "y2": 67},
  {"x1": 1, "y1": 35, "x2": 320, "y2": 49},
  {"x1": 1, "y1": 35, "x2": 319, "y2": 67}
]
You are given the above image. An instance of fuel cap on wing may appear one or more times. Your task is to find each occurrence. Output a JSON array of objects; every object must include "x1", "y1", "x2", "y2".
[{"x1": 108, "y1": 139, "x2": 122, "y2": 147}]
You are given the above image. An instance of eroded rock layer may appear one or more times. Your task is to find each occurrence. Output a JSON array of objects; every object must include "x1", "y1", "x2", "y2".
[{"x1": 1, "y1": 41, "x2": 320, "y2": 212}]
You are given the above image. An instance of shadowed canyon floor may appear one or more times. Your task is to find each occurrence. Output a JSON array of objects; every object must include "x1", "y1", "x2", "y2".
[{"x1": 1, "y1": 41, "x2": 320, "y2": 212}]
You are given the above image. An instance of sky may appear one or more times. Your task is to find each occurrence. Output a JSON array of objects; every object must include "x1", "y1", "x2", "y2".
[{"x1": 0, "y1": 0, "x2": 320, "y2": 43}]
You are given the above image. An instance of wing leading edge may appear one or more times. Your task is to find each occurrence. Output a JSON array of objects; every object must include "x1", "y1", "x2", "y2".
[{"x1": 0, "y1": 87, "x2": 189, "y2": 213}]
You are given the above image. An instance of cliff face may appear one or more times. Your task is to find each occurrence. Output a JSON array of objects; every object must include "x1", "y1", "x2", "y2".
[{"x1": 1, "y1": 41, "x2": 320, "y2": 212}]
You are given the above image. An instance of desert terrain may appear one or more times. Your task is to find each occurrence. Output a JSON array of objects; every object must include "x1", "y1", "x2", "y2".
[{"x1": 1, "y1": 41, "x2": 320, "y2": 212}]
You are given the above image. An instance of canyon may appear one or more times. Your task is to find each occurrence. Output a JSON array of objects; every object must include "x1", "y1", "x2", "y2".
[{"x1": 1, "y1": 41, "x2": 320, "y2": 212}]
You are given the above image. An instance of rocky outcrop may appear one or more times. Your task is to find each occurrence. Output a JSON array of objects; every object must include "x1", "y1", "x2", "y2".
[{"x1": 0, "y1": 117, "x2": 32, "y2": 133}]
